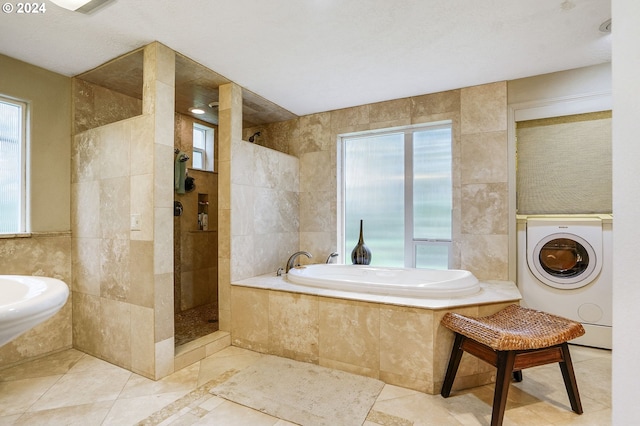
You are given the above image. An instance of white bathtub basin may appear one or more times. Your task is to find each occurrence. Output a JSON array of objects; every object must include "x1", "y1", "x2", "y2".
[
  {"x1": 0, "y1": 275, "x2": 69, "y2": 347},
  {"x1": 287, "y1": 264, "x2": 480, "y2": 298}
]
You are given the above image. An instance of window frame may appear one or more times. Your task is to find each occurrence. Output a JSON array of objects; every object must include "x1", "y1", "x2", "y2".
[
  {"x1": 0, "y1": 95, "x2": 28, "y2": 234},
  {"x1": 339, "y1": 121, "x2": 453, "y2": 269},
  {"x1": 192, "y1": 122, "x2": 215, "y2": 172}
]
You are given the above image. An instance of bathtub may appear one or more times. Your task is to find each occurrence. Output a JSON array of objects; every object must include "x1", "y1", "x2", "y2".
[{"x1": 286, "y1": 264, "x2": 480, "y2": 298}]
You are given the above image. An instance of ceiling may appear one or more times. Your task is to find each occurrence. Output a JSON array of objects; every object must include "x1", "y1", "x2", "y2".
[
  {"x1": 76, "y1": 48, "x2": 295, "y2": 127},
  {"x1": 0, "y1": 0, "x2": 611, "y2": 117}
]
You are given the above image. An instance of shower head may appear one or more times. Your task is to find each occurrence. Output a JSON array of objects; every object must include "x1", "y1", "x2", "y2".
[{"x1": 249, "y1": 132, "x2": 261, "y2": 143}]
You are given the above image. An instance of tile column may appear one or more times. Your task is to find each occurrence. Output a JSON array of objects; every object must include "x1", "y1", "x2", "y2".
[
  {"x1": 143, "y1": 42, "x2": 176, "y2": 379},
  {"x1": 218, "y1": 83, "x2": 242, "y2": 331}
]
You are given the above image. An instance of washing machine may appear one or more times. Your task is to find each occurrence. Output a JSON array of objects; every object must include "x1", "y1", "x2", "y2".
[{"x1": 516, "y1": 214, "x2": 612, "y2": 349}]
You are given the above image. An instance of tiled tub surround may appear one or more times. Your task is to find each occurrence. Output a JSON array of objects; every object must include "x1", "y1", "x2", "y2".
[
  {"x1": 230, "y1": 274, "x2": 521, "y2": 394},
  {"x1": 229, "y1": 83, "x2": 512, "y2": 396},
  {"x1": 243, "y1": 82, "x2": 510, "y2": 282}
]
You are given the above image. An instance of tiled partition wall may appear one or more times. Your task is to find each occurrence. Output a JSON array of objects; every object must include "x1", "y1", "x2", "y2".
[
  {"x1": 230, "y1": 140, "x2": 300, "y2": 281},
  {"x1": 71, "y1": 42, "x2": 176, "y2": 379},
  {"x1": 246, "y1": 82, "x2": 509, "y2": 280}
]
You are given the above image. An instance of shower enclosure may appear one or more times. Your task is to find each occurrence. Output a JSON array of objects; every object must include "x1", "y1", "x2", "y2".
[{"x1": 173, "y1": 112, "x2": 219, "y2": 347}]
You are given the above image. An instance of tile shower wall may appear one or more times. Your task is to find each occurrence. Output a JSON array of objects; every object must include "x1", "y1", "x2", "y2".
[
  {"x1": 71, "y1": 42, "x2": 175, "y2": 379},
  {"x1": 174, "y1": 113, "x2": 219, "y2": 314},
  {"x1": 245, "y1": 82, "x2": 509, "y2": 280}
]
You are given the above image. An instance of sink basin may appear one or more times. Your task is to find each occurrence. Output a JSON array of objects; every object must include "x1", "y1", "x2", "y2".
[{"x1": 0, "y1": 275, "x2": 69, "y2": 347}]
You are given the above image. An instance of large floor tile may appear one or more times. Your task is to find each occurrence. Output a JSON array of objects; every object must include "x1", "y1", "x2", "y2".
[
  {"x1": 28, "y1": 368, "x2": 131, "y2": 412},
  {"x1": 0, "y1": 344, "x2": 612, "y2": 426},
  {"x1": 102, "y1": 392, "x2": 186, "y2": 425},
  {"x1": 10, "y1": 401, "x2": 113, "y2": 426},
  {"x1": 0, "y1": 349, "x2": 84, "y2": 382},
  {"x1": 0, "y1": 375, "x2": 61, "y2": 417}
]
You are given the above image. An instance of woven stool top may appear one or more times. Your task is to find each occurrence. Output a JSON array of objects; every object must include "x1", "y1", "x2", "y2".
[{"x1": 441, "y1": 304, "x2": 585, "y2": 351}]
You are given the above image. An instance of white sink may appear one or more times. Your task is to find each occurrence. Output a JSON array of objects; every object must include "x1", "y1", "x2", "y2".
[{"x1": 0, "y1": 275, "x2": 69, "y2": 347}]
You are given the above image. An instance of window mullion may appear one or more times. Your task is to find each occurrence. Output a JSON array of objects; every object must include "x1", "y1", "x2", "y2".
[{"x1": 404, "y1": 131, "x2": 413, "y2": 268}]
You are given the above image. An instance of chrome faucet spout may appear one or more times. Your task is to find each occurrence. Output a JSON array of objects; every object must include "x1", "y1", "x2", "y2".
[
  {"x1": 325, "y1": 252, "x2": 339, "y2": 264},
  {"x1": 286, "y1": 251, "x2": 312, "y2": 273}
]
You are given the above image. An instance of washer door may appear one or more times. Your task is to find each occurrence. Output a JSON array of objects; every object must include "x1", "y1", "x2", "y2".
[{"x1": 529, "y1": 232, "x2": 600, "y2": 289}]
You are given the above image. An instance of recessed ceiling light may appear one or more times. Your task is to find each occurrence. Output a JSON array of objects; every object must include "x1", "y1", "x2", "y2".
[
  {"x1": 189, "y1": 107, "x2": 206, "y2": 115},
  {"x1": 599, "y1": 18, "x2": 612, "y2": 33},
  {"x1": 50, "y1": 0, "x2": 113, "y2": 13}
]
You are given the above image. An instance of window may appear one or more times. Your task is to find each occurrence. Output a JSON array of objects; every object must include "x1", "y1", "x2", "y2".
[
  {"x1": 341, "y1": 123, "x2": 452, "y2": 269},
  {"x1": 192, "y1": 123, "x2": 214, "y2": 171},
  {"x1": 0, "y1": 96, "x2": 27, "y2": 234}
]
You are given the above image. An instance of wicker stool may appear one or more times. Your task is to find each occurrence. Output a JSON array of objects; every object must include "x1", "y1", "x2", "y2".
[{"x1": 440, "y1": 304, "x2": 585, "y2": 426}]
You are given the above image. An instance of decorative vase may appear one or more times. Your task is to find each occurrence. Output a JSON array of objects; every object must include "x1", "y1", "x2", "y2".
[{"x1": 351, "y1": 220, "x2": 372, "y2": 265}]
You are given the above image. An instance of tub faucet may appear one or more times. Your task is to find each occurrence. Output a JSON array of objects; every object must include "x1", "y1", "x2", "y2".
[
  {"x1": 325, "y1": 252, "x2": 338, "y2": 264},
  {"x1": 286, "y1": 251, "x2": 312, "y2": 273}
]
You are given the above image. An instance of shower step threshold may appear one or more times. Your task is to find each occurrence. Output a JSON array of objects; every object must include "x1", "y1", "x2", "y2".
[{"x1": 175, "y1": 330, "x2": 231, "y2": 371}]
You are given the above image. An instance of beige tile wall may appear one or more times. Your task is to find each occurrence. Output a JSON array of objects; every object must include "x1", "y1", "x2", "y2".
[
  {"x1": 217, "y1": 83, "x2": 242, "y2": 332},
  {"x1": 73, "y1": 78, "x2": 142, "y2": 134},
  {"x1": 230, "y1": 139, "x2": 299, "y2": 281},
  {"x1": 245, "y1": 82, "x2": 509, "y2": 280},
  {"x1": 174, "y1": 113, "x2": 219, "y2": 314},
  {"x1": 71, "y1": 42, "x2": 176, "y2": 380},
  {"x1": 230, "y1": 285, "x2": 513, "y2": 394},
  {"x1": 0, "y1": 234, "x2": 72, "y2": 368},
  {"x1": 229, "y1": 82, "x2": 510, "y2": 393}
]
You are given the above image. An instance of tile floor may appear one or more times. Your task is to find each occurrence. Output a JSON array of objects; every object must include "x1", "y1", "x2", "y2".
[{"x1": 0, "y1": 344, "x2": 610, "y2": 425}]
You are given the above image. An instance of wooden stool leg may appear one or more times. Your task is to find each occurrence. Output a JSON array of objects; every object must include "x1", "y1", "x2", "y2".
[
  {"x1": 491, "y1": 350, "x2": 516, "y2": 426},
  {"x1": 512, "y1": 370, "x2": 523, "y2": 382},
  {"x1": 559, "y1": 343, "x2": 583, "y2": 414},
  {"x1": 441, "y1": 333, "x2": 465, "y2": 398}
]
